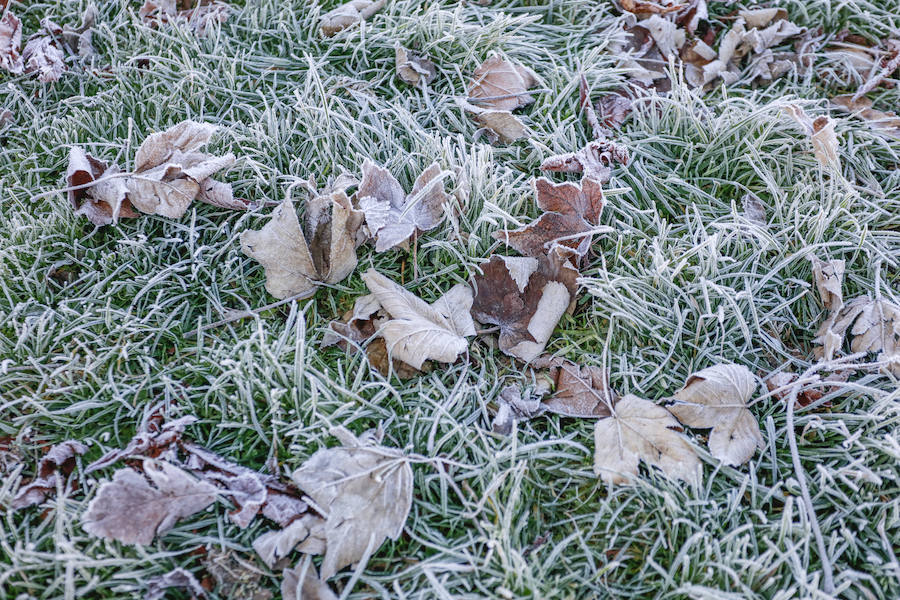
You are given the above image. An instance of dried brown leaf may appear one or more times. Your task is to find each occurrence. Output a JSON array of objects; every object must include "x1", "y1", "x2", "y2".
[
  {"x1": 784, "y1": 105, "x2": 840, "y2": 170},
  {"x1": 540, "y1": 140, "x2": 629, "y2": 184},
  {"x1": 471, "y1": 248, "x2": 579, "y2": 362},
  {"x1": 467, "y1": 55, "x2": 537, "y2": 112},
  {"x1": 281, "y1": 559, "x2": 338, "y2": 600},
  {"x1": 395, "y1": 44, "x2": 435, "y2": 86},
  {"x1": 810, "y1": 256, "x2": 845, "y2": 313},
  {"x1": 23, "y1": 32, "x2": 65, "y2": 82},
  {"x1": 532, "y1": 357, "x2": 618, "y2": 418},
  {"x1": 0, "y1": 10, "x2": 23, "y2": 74},
  {"x1": 140, "y1": 0, "x2": 229, "y2": 37},
  {"x1": 619, "y1": 0, "x2": 686, "y2": 15},
  {"x1": 669, "y1": 364, "x2": 762, "y2": 465},
  {"x1": 320, "y1": 0, "x2": 384, "y2": 37},
  {"x1": 594, "y1": 395, "x2": 700, "y2": 485},
  {"x1": 832, "y1": 94, "x2": 900, "y2": 138},
  {"x1": 66, "y1": 147, "x2": 138, "y2": 226},
  {"x1": 145, "y1": 568, "x2": 207, "y2": 600},
  {"x1": 11, "y1": 440, "x2": 87, "y2": 510},
  {"x1": 204, "y1": 548, "x2": 274, "y2": 600}
]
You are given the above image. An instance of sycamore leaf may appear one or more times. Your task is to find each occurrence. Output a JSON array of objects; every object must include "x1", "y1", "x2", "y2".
[
  {"x1": 83, "y1": 460, "x2": 218, "y2": 545},
  {"x1": 810, "y1": 256, "x2": 845, "y2": 313},
  {"x1": 784, "y1": 105, "x2": 840, "y2": 170},
  {"x1": 494, "y1": 176, "x2": 605, "y2": 260},
  {"x1": 320, "y1": 0, "x2": 384, "y2": 37},
  {"x1": 66, "y1": 147, "x2": 138, "y2": 226},
  {"x1": 282, "y1": 559, "x2": 338, "y2": 600},
  {"x1": 11, "y1": 440, "x2": 87, "y2": 510},
  {"x1": 395, "y1": 44, "x2": 435, "y2": 86},
  {"x1": 467, "y1": 55, "x2": 537, "y2": 112},
  {"x1": 471, "y1": 248, "x2": 579, "y2": 362},
  {"x1": 291, "y1": 427, "x2": 413, "y2": 580},
  {"x1": 532, "y1": 356, "x2": 618, "y2": 418},
  {"x1": 145, "y1": 568, "x2": 207, "y2": 600},
  {"x1": 360, "y1": 269, "x2": 475, "y2": 370},
  {"x1": 241, "y1": 190, "x2": 363, "y2": 300},
  {"x1": 540, "y1": 140, "x2": 629, "y2": 184},
  {"x1": 594, "y1": 394, "x2": 700, "y2": 485},
  {"x1": 668, "y1": 364, "x2": 762, "y2": 465},
  {"x1": 355, "y1": 160, "x2": 449, "y2": 252},
  {"x1": 127, "y1": 120, "x2": 236, "y2": 218},
  {"x1": 0, "y1": 11, "x2": 23, "y2": 75}
]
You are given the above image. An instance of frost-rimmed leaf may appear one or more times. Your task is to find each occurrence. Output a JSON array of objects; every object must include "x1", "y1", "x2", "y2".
[
  {"x1": 83, "y1": 460, "x2": 218, "y2": 545},
  {"x1": 668, "y1": 364, "x2": 762, "y2": 465},
  {"x1": 360, "y1": 269, "x2": 475, "y2": 370},
  {"x1": 0, "y1": 11, "x2": 23, "y2": 75},
  {"x1": 540, "y1": 140, "x2": 629, "y2": 183},
  {"x1": 395, "y1": 44, "x2": 435, "y2": 86},
  {"x1": 319, "y1": 0, "x2": 384, "y2": 37},
  {"x1": 11, "y1": 440, "x2": 87, "y2": 510},
  {"x1": 532, "y1": 356, "x2": 618, "y2": 418},
  {"x1": 594, "y1": 394, "x2": 700, "y2": 485},
  {"x1": 66, "y1": 147, "x2": 138, "y2": 226},
  {"x1": 281, "y1": 558, "x2": 337, "y2": 600},
  {"x1": 784, "y1": 105, "x2": 840, "y2": 170},
  {"x1": 467, "y1": 55, "x2": 537, "y2": 112}
]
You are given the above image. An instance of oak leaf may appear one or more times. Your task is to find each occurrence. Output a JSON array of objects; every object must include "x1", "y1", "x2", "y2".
[
  {"x1": 241, "y1": 190, "x2": 363, "y2": 300},
  {"x1": 320, "y1": 0, "x2": 384, "y2": 37},
  {"x1": 471, "y1": 249, "x2": 579, "y2": 362},
  {"x1": 291, "y1": 427, "x2": 413, "y2": 580},
  {"x1": 668, "y1": 364, "x2": 762, "y2": 465},
  {"x1": 355, "y1": 160, "x2": 449, "y2": 252},
  {"x1": 594, "y1": 394, "x2": 700, "y2": 484},
  {"x1": 493, "y1": 176, "x2": 605, "y2": 259},
  {"x1": 83, "y1": 460, "x2": 218, "y2": 545},
  {"x1": 360, "y1": 269, "x2": 475, "y2": 369}
]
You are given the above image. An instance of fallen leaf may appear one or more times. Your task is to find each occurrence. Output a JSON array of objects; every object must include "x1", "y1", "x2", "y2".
[
  {"x1": 540, "y1": 139, "x2": 629, "y2": 184},
  {"x1": 784, "y1": 105, "x2": 840, "y2": 170},
  {"x1": 66, "y1": 147, "x2": 138, "y2": 226},
  {"x1": 850, "y1": 39, "x2": 900, "y2": 101},
  {"x1": 471, "y1": 248, "x2": 579, "y2": 362},
  {"x1": 281, "y1": 559, "x2": 338, "y2": 600},
  {"x1": 765, "y1": 371, "x2": 847, "y2": 409},
  {"x1": 493, "y1": 176, "x2": 605, "y2": 260},
  {"x1": 11, "y1": 440, "x2": 87, "y2": 510},
  {"x1": 0, "y1": 108, "x2": 12, "y2": 128},
  {"x1": 291, "y1": 426, "x2": 413, "y2": 579},
  {"x1": 596, "y1": 92, "x2": 633, "y2": 132},
  {"x1": 360, "y1": 269, "x2": 475, "y2": 370},
  {"x1": 241, "y1": 188, "x2": 363, "y2": 299},
  {"x1": 22, "y1": 31, "x2": 65, "y2": 83},
  {"x1": 832, "y1": 94, "x2": 900, "y2": 138},
  {"x1": 252, "y1": 514, "x2": 327, "y2": 568},
  {"x1": 532, "y1": 356, "x2": 618, "y2": 418},
  {"x1": 354, "y1": 160, "x2": 449, "y2": 252},
  {"x1": 619, "y1": 0, "x2": 685, "y2": 15},
  {"x1": 145, "y1": 568, "x2": 207, "y2": 600},
  {"x1": 0, "y1": 10, "x2": 23, "y2": 74},
  {"x1": 140, "y1": 0, "x2": 229, "y2": 37},
  {"x1": 594, "y1": 394, "x2": 700, "y2": 485},
  {"x1": 204, "y1": 548, "x2": 274, "y2": 600},
  {"x1": 491, "y1": 385, "x2": 545, "y2": 434},
  {"x1": 457, "y1": 99, "x2": 529, "y2": 144},
  {"x1": 395, "y1": 44, "x2": 435, "y2": 86},
  {"x1": 742, "y1": 194, "x2": 767, "y2": 225},
  {"x1": 668, "y1": 364, "x2": 762, "y2": 465},
  {"x1": 83, "y1": 460, "x2": 218, "y2": 545},
  {"x1": 320, "y1": 0, "x2": 384, "y2": 37},
  {"x1": 810, "y1": 256, "x2": 845, "y2": 313},
  {"x1": 467, "y1": 55, "x2": 537, "y2": 112},
  {"x1": 127, "y1": 120, "x2": 236, "y2": 218}
]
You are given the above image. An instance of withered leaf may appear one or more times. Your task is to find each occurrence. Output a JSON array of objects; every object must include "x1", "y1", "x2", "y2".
[
  {"x1": 0, "y1": 10, "x2": 23, "y2": 74},
  {"x1": 492, "y1": 385, "x2": 545, "y2": 435},
  {"x1": 810, "y1": 256, "x2": 845, "y2": 313},
  {"x1": 320, "y1": 0, "x2": 384, "y2": 37},
  {"x1": 140, "y1": 0, "x2": 229, "y2": 37},
  {"x1": 23, "y1": 31, "x2": 65, "y2": 83},
  {"x1": 145, "y1": 568, "x2": 207, "y2": 600},
  {"x1": 282, "y1": 559, "x2": 338, "y2": 600},
  {"x1": 355, "y1": 160, "x2": 449, "y2": 252},
  {"x1": 784, "y1": 105, "x2": 840, "y2": 170},
  {"x1": 457, "y1": 99, "x2": 529, "y2": 144},
  {"x1": 11, "y1": 440, "x2": 87, "y2": 510},
  {"x1": 540, "y1": 139, "x2": 629, "y2": 184},
  {"x1": 241, "y1": 189, "x2": 363, "y2": 300},
  {"x1": 668, "y1": 364, "x2": 762, "y2": 466},
  {"x1": 532, "y1": 356, "x2": 618, "y2": 418},
  {"x1": 66, "y1": 147, "x2": 138, "y2": 226},
  {"x1": 493, "y1": 176, "x2": 605, "y2": 260},
  {"x1": 832, "y1": 94, "x2": 900, "y2": 138},
  {"x1": 817, "y1": 296, "x2": 900, "y2": 374},
  {"x1": 619, "y1": 0, "x2": 686, "y2": 15},
  {"x1": 471, "y1": 248, "x2": 579, "y2": 362},
  {"x1": 83, "y1": 460, "x2": 218, "y2": 545},
  {"x1": 467, "y1": 55, "x2": 537, "y2": 112},
  {"x1": 127, "y1": 120, "x2": 236, "y2": 218},
  {"x1": 395, "y1": 44, "x2": 435, "y2": 86},
  {"x1": 594, "y1": 394, "x2": 700, "y2": 485},
  {"x1": 360, "y1": 269, "x2": 475, "y2": 370},
  {"x1": 291, "y1": 427, "x2": 413, "y2": 580},
  {"x1": 204, "y1": 548, "x2": 274, "y2": 600},
  {"x1": 252, "y1": 513, "x2": 326, "y2": 568},
  {"x1": 765, "y1": 371, "x2": 847, "y2": 410},
  {"x1": 850, "y1": 39, "x2": 900, "y2": 102}
]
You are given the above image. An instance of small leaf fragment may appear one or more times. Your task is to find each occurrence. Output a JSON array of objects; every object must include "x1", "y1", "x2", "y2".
[
  {"x1": 395, "y1": 44, "x2": 435, "y2": 86},
  {"x1": 11, "y1": 440, "x2": 87, "y2": 510},
  {"x1": 320, "y1": 0, "x2": 384, "y2": 37}
]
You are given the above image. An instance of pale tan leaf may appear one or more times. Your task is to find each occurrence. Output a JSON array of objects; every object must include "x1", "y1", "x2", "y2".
[
  {"x1": 784, "y1": 105, "x2": 840, "y2": 170},
  {"x1": 320, "y1": 0, "x2": 385, "y2": 37},
  {"x1": 23, "y1": 34, "x2": 65, "y2": 82},
  {"x1": 467, "y1": 55, "x2": 537, "y2": 112},
  {"x1": 0, "y1": 11, "x2": 23, "y2": 75},
  {"x1": 395, "y1": 44, "x2": 435, "y2": 86},
  {"x1": 669, "y1": 364, "x2": 762, "y2": 466},
  {"x1": 253, "y1": 514, "x2": 327, "y2": 568},
  {"x1": 593, "y1": 395, "x2": 700, "y2": 485},
  {"x1": 810, "y1": 256, "x2": 845, "y2": 313},
  {"x1": 281, "y1": 559, "x2": 338, "y2": 600},
  {"x1": 66, "y1": 147, "x2": 138, "y2": 226}
]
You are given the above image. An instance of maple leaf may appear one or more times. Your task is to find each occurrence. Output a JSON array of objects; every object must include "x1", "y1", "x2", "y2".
[
  {"x1": 532, "y1": 356, "x2": 618, "y2": 417},
  {"x1": 354, "y1": 160, "x2": 449, "y2": 252},
  {"x1": 319, "y1": 0, "x2": 384, "y2": 37},
  {"x1": 540, "y1": 139, "x2": 629, "y2": 184},
  {"x1": 240, "y1": 188, "x2": 364, "y2": 300},
  {"x1": 360, "y1": 269, "x2": 475, "y2": 370},
  {"x1": 668, "y1": 364, "x2": 762, "y2": 466},
  {"x1": 66, "y1": 147, "x2": 138, "y2": 226},
  {"x1": 594, "y1": 394, "x2": 701, "y2": 485},
  {"x1": 127, "y1": 120, "x2": 236, "y2": 218},
  {"x1": 83, "y1": 460, "x2": 218, "y2": 545},
  {"x1": 395, "y1": 44, "x2": 435, "y2": 86},
  {"x1": 11, "y1": 440, "x2": 87, "y2": 510},
  {"x1": 291, "y1": 427, "x2": 413, "y2": 579},
  {"x1": 493, "y1": 176, "x2": 606, "y2": 260},
  {"x1": 0, "y1": 10, "x2": 23, "y2": 75},
  {"x1": 471, "y1": 248, "x2": 579, "y2": 362}
]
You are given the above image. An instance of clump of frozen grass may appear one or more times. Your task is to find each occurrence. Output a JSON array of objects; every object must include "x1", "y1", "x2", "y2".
[{"x1": 1, "y1": 0, "x2": 899, "y2": 599}]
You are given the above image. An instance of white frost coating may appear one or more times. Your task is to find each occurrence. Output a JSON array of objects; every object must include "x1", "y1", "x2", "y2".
[{"x1": 500, "y1": 256, "x2": 539, "y2": 293}]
